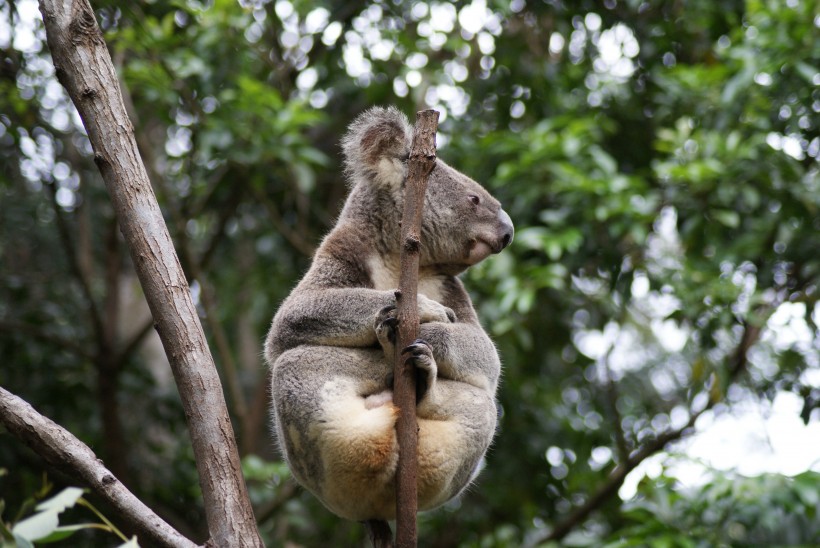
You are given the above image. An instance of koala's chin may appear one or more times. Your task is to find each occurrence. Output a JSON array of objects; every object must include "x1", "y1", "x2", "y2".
[{"x1": 264, "y1": 106, "x2": 513, "y2": 522}]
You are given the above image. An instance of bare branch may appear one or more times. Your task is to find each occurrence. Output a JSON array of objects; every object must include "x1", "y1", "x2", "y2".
[
  {"x1": 36, "y1": 2, "x2": 262, "y2": 545},
  {"x1": 0, "y1": 386, "x2": 197, "y2": 548},
  {"x1": 392, "y1": 109, "x2": 439, "y2": 548}
]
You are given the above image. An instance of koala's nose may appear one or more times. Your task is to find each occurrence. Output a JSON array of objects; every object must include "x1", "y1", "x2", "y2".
[{"x1": 498, "y1": 209, "x2": 514, "y2": 249}]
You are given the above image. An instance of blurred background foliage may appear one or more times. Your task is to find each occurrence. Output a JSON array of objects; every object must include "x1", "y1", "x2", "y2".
[{"x1": 1, "y1": 0, "x2": 818, "y2": 545}]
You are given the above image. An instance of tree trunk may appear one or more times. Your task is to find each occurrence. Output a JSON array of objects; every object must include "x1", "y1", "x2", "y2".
[{"x1": 36, "y1": 1, "x2": 262, "y2": 546}]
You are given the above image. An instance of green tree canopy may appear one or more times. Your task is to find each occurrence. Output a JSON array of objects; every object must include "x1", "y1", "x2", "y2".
[{"x1": 1, "y1": 0, "x2": 818, "y2": 545}]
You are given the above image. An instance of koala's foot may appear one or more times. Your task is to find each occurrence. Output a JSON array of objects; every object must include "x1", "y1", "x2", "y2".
[
  {"x1": 402, "y1": 339, "x2": 437, "y2": 403},
  {"x1": 417, "y1": 294, "x2": 457, "y2": 324},
  {"x1": 375, "y1": 304, "x2": 398, "y2": 357}
]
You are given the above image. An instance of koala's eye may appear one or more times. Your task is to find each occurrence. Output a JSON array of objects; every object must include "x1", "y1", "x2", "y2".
[{"x1": 468, "y1": 195, "x2": 480, "y2": 206}]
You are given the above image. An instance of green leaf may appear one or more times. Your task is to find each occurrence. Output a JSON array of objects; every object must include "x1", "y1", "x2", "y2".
[
  {"x1": 35, "y1": 487, "x2": 83, "y2": 513},
  {"x1": 711, "y1": 210, "x2": 740, "y2": 228},
  {"x1": 35, "y1": 524, "x2": 90, "y2": 544},
  {"x1": 11, "y1": 510, "x2": 59, "y2": 541}
]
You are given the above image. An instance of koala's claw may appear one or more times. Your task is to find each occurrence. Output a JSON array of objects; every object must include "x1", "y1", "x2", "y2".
[
  {"x1": 375, "y1": 305, "x2": 399, "y2": 345},
  {"x1": 402, "y1": 339, "x2": 436, "y2": 403},
  {"x1": 402, "y1": 339, "x2": 434, "y2": 371}
]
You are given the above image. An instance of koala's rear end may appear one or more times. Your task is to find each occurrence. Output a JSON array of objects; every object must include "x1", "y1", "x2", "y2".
[{"x1": 265, "y1": 106, "x2": 513, "y2": 521}]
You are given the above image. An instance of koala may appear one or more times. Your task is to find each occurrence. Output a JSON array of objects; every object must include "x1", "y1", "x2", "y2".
[{"x1": 264, "y1": 106, "x2": 514, "y2": 522}]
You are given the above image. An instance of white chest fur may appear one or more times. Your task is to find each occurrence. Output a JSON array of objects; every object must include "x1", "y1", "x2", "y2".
[{"x1": 367, "y1": 255, "x2": 445, "y2": 303}]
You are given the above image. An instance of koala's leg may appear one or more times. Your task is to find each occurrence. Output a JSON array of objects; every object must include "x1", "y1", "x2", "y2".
[
  {"x1": 271, "y1": 345, "x2": 400, "y2": 521},
  {"x1": 418, "y1": 320, "x2": 501, "y2": 392},
  {"x1": 394, "y1": 340, "x2": 498, "y2": 511},
  {"x1": 415, "y1": 378, "x2": 497, "y2": 511}
]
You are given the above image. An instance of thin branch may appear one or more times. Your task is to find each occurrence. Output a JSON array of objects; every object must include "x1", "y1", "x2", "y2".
[
  {"x1": 392, "y1": 109, "x2": 440, "y2": 548},
  {"x1": 118, "y1": 48, "x2": 252, "y2": 439},
  {"x1": 600, "y1": 344, "x2": 630, "y2": 463},
  {"x1": 534, "y1": 408, "x2": 703, "y2": 545},
  {"x1": 0, "y1": 386, "x2": 197, "y2": 548}
]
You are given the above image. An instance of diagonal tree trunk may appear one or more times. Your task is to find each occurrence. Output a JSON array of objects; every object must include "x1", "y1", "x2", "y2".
[{"x1": 36, "y1": 1, "x2": 263, "y2": 545}]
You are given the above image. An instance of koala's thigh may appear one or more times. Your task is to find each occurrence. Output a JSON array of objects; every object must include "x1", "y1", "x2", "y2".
[
  {"x1": 416, "y1": 380, "x2": 497, "y2": 510},
  {"x1": 271, "y1": 346, "x2": 399, "y2": 519},
  {"x1": 271, "y1": 345, "x2": 393, "y2": 446}
]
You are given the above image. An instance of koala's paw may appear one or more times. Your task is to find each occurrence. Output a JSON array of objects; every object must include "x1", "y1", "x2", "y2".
[
  {"x1": 402, "y1": 339, "x2": 437, "y2": 403},
  {"x1": 375, "y1": 304, "x2": 399, "y2": 353},
  {"x1": 417, "y1": 294, "x2": 456, "y2": 324}
]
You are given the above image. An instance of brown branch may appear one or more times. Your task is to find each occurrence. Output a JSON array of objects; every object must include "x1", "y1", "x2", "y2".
[
  {"x1": 36, "y1": 2, "x2": 262, "y2": 545},
  {"x1": 393, "y1": 109, "x2": 439, "y2": 548},
  {"x1": 600, "y1": 346, "x2": 630, "y2": 463},
  {"x1": 0, "y1": 386, "x2": 198, "y2": 548},
  {"x1": 536, "y1": 409, "x2": 703, "y2": 545}
]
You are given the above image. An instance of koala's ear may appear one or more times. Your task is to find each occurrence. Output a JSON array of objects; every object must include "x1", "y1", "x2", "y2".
[{"x1": 342, "y1": 106, "x2": 412, "y2": 187}]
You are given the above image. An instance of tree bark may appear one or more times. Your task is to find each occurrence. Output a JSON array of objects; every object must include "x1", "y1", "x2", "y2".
[
  {"x1": 36, "y1": 2, "x2": 262, "y2": 546},
  {"x1": 392, "y1": 109, "x2": 440, "y2": 548},
  {"x1": 0, "y1": 387, "x2": 197, "y2": 548}
]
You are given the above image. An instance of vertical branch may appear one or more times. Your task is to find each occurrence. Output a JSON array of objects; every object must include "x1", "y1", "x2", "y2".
[
  {"x1": 36, "y1": 1, "x2": 262, "y2": 545},
  {"x1": 393, "y1": 109, "x2": 440, "y2": 548}
]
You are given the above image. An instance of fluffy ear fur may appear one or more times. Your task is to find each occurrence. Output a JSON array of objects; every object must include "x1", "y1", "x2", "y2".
[{"x1": 342, "y1": 106, "x2": 412, "y2": 188}]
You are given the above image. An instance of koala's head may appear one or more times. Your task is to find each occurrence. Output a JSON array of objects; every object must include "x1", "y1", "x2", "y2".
[{"x1": 342, "y1": 106, "x2": 514, "y2": 272}]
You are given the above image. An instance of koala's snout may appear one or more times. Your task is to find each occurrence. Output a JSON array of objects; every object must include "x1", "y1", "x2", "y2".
[{"x1": 498, "y1": 209, "x2": 514, "y2": 250}]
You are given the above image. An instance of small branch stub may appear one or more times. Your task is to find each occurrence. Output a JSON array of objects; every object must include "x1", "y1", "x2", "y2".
[{"x1": 391, "y1": 109, "x2": 439, "y2": 548}]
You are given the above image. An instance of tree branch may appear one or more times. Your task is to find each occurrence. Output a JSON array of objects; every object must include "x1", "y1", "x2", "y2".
[
  {"x1": 0, "y1": 386, "x2": 197, "y2": 548},
  {"x1": 36, "y1": 2, "x2": 262, "y2": 545},
  {"x1": 393, "y1": 109, "x2": 439, "y2": 548}
]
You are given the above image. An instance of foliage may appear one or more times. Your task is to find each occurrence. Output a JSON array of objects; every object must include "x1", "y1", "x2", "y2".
[
  {"x1": 0, "y1": 476, "x2": 136, "y2": 547},
  {"x1": 0, "y1": 0, "x2": 817, "y2": 545},
  {"x1": 601, "y1": 468, "x2": 820, "y2": 547}
]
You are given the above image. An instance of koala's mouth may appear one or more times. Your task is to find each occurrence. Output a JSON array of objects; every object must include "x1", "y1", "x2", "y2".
[{"x1": 467, "y1": 239, "x2": 496, "y2": 264}]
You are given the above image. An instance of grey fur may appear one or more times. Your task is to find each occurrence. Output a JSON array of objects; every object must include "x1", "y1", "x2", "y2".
[{"x1": 265, "y1": 106, "x2": 514, "y2": 521}]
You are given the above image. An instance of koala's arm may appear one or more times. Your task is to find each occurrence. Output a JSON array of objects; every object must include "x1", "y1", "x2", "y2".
[
  {"x1": 267, "y1": 286, "x2": 394, "y2": 357},
  {"x1": 418, "y1": 278, "x2": 501, "y2": 393}
]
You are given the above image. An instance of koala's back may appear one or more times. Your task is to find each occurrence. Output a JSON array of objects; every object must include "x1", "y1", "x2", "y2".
[{"x1": 265, "y1": 106, "x2": 513, "y2": 522}]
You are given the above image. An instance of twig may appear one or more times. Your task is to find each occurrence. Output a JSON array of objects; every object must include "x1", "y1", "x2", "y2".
[{"x1": 0, "y1": 386, "x2": 197, "y2": 548}]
